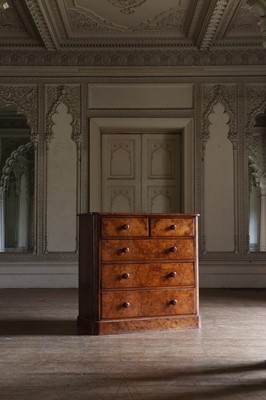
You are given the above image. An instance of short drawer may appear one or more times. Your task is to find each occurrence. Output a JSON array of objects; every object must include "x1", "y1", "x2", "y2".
[
  {"x1": 101, "y1": 263, "x2": 195, "y2": 289},
  {"x1": 150, "y1": 218, "x2": 195, "y2": 237},
  {"x1": 101, "y1": 217, "x2": 148, "y2": 237},
  {"x1": 101, "y1": 288, "x2": 195, "y2": 319},
  {"x1": 101, "y1": 239, "x2": 194, "y2": 261}
]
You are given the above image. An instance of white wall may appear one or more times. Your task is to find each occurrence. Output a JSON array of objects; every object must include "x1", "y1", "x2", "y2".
[{"x1": 1, "y1": 77, "x2": 266, "y2": 288}]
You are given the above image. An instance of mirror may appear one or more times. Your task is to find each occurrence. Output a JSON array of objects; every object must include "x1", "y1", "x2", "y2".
[
  {"x1": 0, "y1": 102, "x2": 34, "y2": 253},
  {"x1": 249, "y1": 110, "x2": 266, "y2": 252}
]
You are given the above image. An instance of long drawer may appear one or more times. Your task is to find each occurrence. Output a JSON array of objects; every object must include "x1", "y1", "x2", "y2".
[
  {"x1": 101, "y1": 288, "x2": 195, "y2": 319},
  {"x1": 101, "y1": 239, "x2": 195, "y2": 261},
  {"x1": 101, "y1": 262, "x2": 195, "y2": 289}
]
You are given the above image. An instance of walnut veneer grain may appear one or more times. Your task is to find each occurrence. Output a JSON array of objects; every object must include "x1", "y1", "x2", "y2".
[{"x1": 77, "y1": 212, "x2": 200, "y2": 334}]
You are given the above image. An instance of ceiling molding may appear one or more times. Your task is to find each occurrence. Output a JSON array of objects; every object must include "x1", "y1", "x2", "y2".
[
  {"x1": 0, "y1": 47, "x2": 265, "y2": 68},
  {"x1": 0, "y1": 0, "x2": 264, "y2": 52},
  {"x1": 198, "y1": 0, "x2": 229, "y2": 50},
  {"x1": 24, "y1": 0, "x2": 59, "y2": 50}
]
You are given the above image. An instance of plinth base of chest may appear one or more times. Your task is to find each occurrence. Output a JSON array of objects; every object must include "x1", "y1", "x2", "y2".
[{"x1": 77, "y1": 315, "x2": 200, "y2": 335}]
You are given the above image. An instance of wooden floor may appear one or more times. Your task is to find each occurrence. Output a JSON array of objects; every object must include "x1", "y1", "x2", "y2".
[{"x1": 1, "y1": 289, "x2": 266, "y2": 400}]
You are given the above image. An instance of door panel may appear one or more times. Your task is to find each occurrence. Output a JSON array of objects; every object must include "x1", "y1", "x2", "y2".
[
  {"x1": 102, "y1": 133, "x2": 181, "y2": 212},
  {"x1": 142, "y1": 134, "x2": 181, "y2": 213},
  {"x1": 102, "y1": 134, "x2": 141, "y2": 212}
]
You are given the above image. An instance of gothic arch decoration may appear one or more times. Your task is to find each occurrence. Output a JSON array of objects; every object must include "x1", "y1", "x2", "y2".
[
  {"x1": 0, "y1": 85, "x2": 38, "y2": 142},
  {"x1": 201, "y1": 84, "x2": 237, "y2": 148},
  {"x1": 201, "y1": 83, "x2": 238, "y2": 255},
  {"x1": 246, "y1": 85, "x2": 266, "y2": 134},
  {"x1": 245, "y1": 85, "x2": 266, "y2": 182},
  {"x1": 248, "y1": 155, "x2": 261, "y2": 187},
  {"x1": 0, "y1": 141, "x2": 34, "y2": 253},
  {"x1": 45, "y1": 84, "x2": 81, "y2": 144},
  {"x1": 246, "y1": 86, "x2": 266, "y2": 253},
  {"x1": 0, "y1": 142, "x2": 34, "y2": 192}
]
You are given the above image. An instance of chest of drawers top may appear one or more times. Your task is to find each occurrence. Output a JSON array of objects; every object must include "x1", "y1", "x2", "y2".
[{"x1": 89, "y1": 212, "x2": 198, "y2": 238}]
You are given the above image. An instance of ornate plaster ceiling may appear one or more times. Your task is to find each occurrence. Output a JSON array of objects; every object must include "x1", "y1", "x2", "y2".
[{"x1": 0, "y1": 0, "x2": 265, "y2": 66}]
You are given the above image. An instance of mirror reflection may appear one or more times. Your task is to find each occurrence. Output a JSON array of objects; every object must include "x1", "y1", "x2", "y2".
[
  {"x1": 249, "y1": 111, "x2": 266, "y2": 252},
  {"x1": 0, "y1": 102, "x2": 34, "y2": 253}
]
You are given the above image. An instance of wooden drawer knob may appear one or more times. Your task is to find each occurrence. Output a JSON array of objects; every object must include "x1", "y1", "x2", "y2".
[
  {"x1": 169, "y1": 271, "x2": 177, "y2": 278},
  {"x1": 122, "y1": 273, "x2": 130, "y2": 279},
  {"x1": 169, "y1": 246, "x2": 177, "y2": 253},
  {"x1": 123, "y1": 302, "x2": 130, "y2": 308},
  {"x1": 170, "y1": 224, "x2": 177, "y2": 230},
  {"x1": 122, "y1": 224, "x2": 130, "y2": 230},
  {"x1": 122, "y1": 247, "x2": 130, "y2": 253},
  {"x1": 170, "y1": 299, "x2": 177, "y2": 305}
]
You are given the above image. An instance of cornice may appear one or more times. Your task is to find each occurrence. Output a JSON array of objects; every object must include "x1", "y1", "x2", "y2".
[
  {"x1": 186, "y1": 0, "x2": 205, "y2": 39},
  {"x1": 25, "y1": 0, "x2": 59, "y2": 50},
  {"x1": 215, "y1": 0, "x2": 243, "y2": 39},
  {"x1": 0, "y1": 48, "x2": 265, "y2": 68},
  {"x1": 0, "y1": 65, "x2": 266, "y2": 78},
  {"x1": 199, "y1": 0, "x2": 229, "y2": 50}
]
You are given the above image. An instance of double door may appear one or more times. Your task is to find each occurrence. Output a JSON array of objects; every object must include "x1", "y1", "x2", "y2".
[{"x1": 101, "y1": 133, "x2": 182, "y2": 213}]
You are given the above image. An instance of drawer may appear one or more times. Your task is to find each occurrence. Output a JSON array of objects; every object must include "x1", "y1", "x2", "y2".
[
  {"x1": 101, "y1": 239, "x2": 194, "y2": 261},
  {"x1": 150, "y1": 218, "x2": 194, "y2": 237},
  {"x1": 101, "y1": 263, "x2": 195, "y2": 289},
  {"x1": 101, "y1": 217, "x2": 148, "y2": 237},
  {"x1": 101, "y1": 289, "x2": 195, "y2": 319}
]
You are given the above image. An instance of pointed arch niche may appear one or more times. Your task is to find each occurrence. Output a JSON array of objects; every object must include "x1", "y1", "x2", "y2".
[
  {"x1": 0, "y1": 89, "x2": 37, "y2": 254},
  {"x1": 89, "y1": 118, "x2": 194, "y2": 213},
  {"x1": 201, "y1": 84, "x2": 238, "y2": 254},
  {"x1": 45, "y1": 84, "x2": 81, "y2": 254},
  {"x1": 248, "y1": 109, "x2": 266, "y2": 252},
  {"x1": 245, "y1": 85, "x2": 266, "y2": 254}
]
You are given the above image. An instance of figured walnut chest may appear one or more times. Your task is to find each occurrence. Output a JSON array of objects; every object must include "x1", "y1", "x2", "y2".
[{"x1": 77, "y1": 212, "x2": 200, "y2": 335}]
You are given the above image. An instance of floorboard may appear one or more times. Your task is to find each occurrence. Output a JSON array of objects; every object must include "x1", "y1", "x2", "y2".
[{"x1": 1, "y1": 288, "x2": 266, "y2": 399}]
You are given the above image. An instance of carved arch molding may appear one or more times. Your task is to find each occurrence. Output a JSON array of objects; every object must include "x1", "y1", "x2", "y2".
[
  {"x1": 0, "y1": 85, "x2": 38, "y2": 141},
  {"x1": 201, "y1": 84, "x2": 237, "y2": 148},
  {"x1": 245, "y1": 84, "x2": 266, "y2": 183},
  {"x1": 200, "y1": 83, "x2": 238, "y2": 255},
  {"x1": 45, "y1": 84, "x2": 81, "y2": 144},
  {"x1": 0, "y1": 84, "x2": 82, "y2": 260}
]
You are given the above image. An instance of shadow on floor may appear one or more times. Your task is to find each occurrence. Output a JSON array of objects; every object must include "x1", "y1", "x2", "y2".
[
  {"x1": 125, "y1": 361, "x2": 266, "y2": 399},
  {"x1": 0, "y1": 319, "x2": 78, "y2": 335}
]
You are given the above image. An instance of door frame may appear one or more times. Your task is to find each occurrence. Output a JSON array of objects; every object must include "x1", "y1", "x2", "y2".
[{"x1": 89, "y1": 117, "x2": 194, "y2": 212}]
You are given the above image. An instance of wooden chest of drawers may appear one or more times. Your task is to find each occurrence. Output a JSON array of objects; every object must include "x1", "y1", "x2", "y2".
[{"x1": 77, "y1": 212, "x2": 200, "y2": 335}]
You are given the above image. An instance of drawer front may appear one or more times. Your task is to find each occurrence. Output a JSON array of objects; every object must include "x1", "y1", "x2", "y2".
[
  {"x1": 101, "y1": 239, "x2": 194, "y2": 261},
  {"x1": 101, "y1": 217, "x2": 148, "y2": 237},
  {"x1": 101, "y1": 289, "x2": 195, "y2": 319},
  {"x1": 102, "y1": 263, "x2": 195, "y2": 289},
  {"x1": 150, "y1": 218, "x2": 195, "y2": 237}
]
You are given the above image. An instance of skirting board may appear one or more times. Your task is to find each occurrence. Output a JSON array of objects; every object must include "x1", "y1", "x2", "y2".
[
  {"x1": 0, "y1": 262, "x2": 78, "y2": 288},
  {"x1": 1, "y1": 262, "x2": 266, "y2": 288},
  {"x1": 200, "y1": 263, "x2": 266, "y2": 288}
]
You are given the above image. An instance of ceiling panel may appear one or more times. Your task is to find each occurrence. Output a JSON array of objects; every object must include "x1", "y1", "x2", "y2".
[{"x1": 0, "y1": 0, "x2": 265, "y2": 67}]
